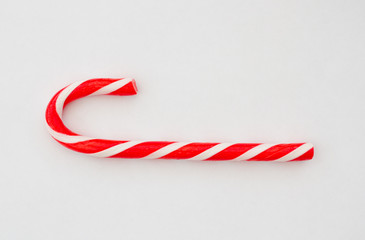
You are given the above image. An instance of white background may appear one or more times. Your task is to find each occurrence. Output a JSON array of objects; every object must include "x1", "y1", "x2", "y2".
[{"x1": 1, "y1": 0, "x2": 364, "y2": 239}]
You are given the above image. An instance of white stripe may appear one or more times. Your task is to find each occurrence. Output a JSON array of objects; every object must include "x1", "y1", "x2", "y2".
[
  {"x1": 88, "y1": 141, "x2": 143, "y2": 158},
  {"x1": 232, "y1": 144, "x2": 277, "y2": 161},
  {"x1": 46, "y1": 125, "x2": 94, "y2": 143},
  {"x1": 186, "y1": 143, "x2": 234, "y2": 161},
  {"x1": 141, "y1": 142, "x2": 191, "y2": 159},
  {"x1": 56, "y1": 81, "x2": 85, "y2": 117},
  {"x1": 88, "y1": 78, "x2": 132, "y2": 96},
  {"x1": 274, "y1": 143, "x2": 314, "y2": 162}
]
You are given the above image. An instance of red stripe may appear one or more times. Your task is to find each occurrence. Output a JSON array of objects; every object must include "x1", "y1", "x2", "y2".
[
  {"x1": 248, "y1": 143, "x2": 304, "y2": 161},
  {"x1": 206, "y1": 143, "x2": 261, "y2": 160},
  {"x1": 45, "y1": 90, "x2": 77, "y2": 135},
  {"x1": 57, "y1": 139, "x2": 126, "y2": 154},
  {"x1": 109, "y1": 141, "x2": 174, "y2": 158},
  {"x1": 64, "y1": 79, "x2": 121, "y2": 106},
  {"x1": 160, "y1": 143, "x2": 219, "y2": 159}
]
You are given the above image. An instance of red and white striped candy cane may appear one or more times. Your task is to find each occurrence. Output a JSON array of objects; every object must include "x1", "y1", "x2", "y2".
[{"x1": 45, "y1": 78, "x2": 314, "y2": 162}]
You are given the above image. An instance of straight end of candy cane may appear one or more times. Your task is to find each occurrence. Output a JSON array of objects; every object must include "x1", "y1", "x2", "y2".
[
  {"x1": 276, "y1": 142, "x2": 314, "y2": 162},
  {"x1": 292, "y1": 143, "x2": 314, "y2": 161}
]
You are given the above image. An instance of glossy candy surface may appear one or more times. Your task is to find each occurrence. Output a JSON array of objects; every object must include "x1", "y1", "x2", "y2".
[{"x1": 46, "y1": 78, "x2": 314, "y2": 161}]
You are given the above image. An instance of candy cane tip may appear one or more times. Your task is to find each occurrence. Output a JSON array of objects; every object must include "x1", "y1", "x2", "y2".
[
  {"x1": 307, "y1": 145, "x2": 315, "y2": 159},
  {"x1": 112, "y1": 78, "x2": 138, "y2": 96},
  {"x1": 290, "y1": 143, "x2": 314, "y2": 161},
  {"x1": 129, "y1": 78, "x2": 138, "y2": 93}
]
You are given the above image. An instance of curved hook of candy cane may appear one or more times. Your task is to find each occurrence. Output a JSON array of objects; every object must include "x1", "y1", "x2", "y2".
[{"x1": 45, "y1": 78, "x2": 314, "y2": 162}]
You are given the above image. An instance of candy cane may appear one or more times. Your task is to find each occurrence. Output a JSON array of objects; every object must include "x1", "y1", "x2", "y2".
[{"x1": 45, "y1": 78, "x2": 314, "y2": 162}]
